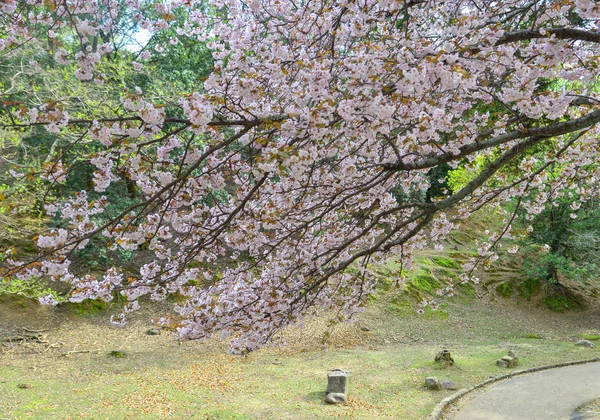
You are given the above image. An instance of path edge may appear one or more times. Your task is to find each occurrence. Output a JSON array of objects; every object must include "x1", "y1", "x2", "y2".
[{"x1": 427, "y1": 357, "x2": 600, "y2": 420}]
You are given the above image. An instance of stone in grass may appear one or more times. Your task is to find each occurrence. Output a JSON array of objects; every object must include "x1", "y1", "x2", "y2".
[
  {"x1": 435, "y1": 349, "x2": 454, "y2": 366},
  {"x1": 325, "y1": 393, "x2": 347, "y2": 404},
  {"x1": 575, "y1": 339, "x2": 596, "y2": 348},
  {"x1": 496, "y1": 358, "x2": 509, "y2": 368},
  {"x1": 440, "y1": 380, "x2": 457, "y2": 390},
  {"x1": 507, "y1": 350, "x2": 519, "y2": 365},
  {"x1": 496, "y1": 356, "x2": 517, "y2": 368},
  {"x1": 425, "y1": 377, "x2": 442, "y2": 390},
  {"x1": 110, "y1": 349, "x2": 127, "y2": 358},
  {"x1": 146, "y1": 328, "x2": 160, "y2": 336},
  {"x1": 327, "y1": 369, "x2": 350, "y2": 394}
]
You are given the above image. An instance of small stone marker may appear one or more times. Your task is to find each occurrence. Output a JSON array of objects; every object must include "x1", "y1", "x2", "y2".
[
  {"x1": 325, "y1": 393, "x2": 347, "y2": 404},
  {"x1": 325, "y1": 369, "x2": 349, "y2": 404},
  {"x1": 440, "y1": 379, "x2": 457, "y2": 390},
  {"x1": 575, "y1": 339, "x2": 596, "y2": 348},
  {"x1": 327, "y1": 369, "x2": 349, "y2": 394},
  {"x1": 435, "y1": 349, "x2": 454, "y2": 366},
  {"x1": 425, "y1": 377, "x2": 441, "y2": 390},
  {"x1": 496, "y1": 349, "x2": 519, "y2": 368},
  {"x1": 496, "y1": 356, "x2": 517, "y2": 368}
]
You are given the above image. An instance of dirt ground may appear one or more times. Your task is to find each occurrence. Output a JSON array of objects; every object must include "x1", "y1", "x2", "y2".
[{"x1": 2, "y1": 290, "x2": 600, "y2": 359}]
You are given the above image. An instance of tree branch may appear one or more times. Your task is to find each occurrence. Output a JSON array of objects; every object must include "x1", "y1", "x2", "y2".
[{"x1": 382, "y1": 109, "x2": 600, "y2": 172}]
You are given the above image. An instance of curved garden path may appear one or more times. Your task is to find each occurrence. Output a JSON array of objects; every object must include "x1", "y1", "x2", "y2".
[{"x1": 446, "y1": 361, "x2": 600, "y2": 419}]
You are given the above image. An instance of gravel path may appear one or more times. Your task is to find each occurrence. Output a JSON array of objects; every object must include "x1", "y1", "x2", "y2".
[{"x1": 446, "y1": 362, "x2": 600, "y2": 419}]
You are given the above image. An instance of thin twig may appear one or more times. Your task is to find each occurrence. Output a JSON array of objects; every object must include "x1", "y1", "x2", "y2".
[{"x1": 61, "y1": 349, "x2": 100, "y2": 357}]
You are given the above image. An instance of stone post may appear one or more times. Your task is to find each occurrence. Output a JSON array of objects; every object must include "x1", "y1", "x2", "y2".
[
  {"x1": 327, "y1": 369, "x2": 349, "y2": 394},
  {"x1": 325, "y1": 369, "x2": 350, "y2": 404}
]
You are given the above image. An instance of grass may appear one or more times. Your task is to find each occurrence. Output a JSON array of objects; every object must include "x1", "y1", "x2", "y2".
[
  {"x1": 580, "y1": 334, "x2": 600, "y2": 341},
  {"x1": 1, "y1": 338, "x2": 596, "y2": 419},
  {"x1": 388, "y1": 253, "x2": 467, "y2": 305},
  {"x1": 430, "y1": 256, "x2": 462, "y2": 270},
  {"x1": 496, "y1": 282, "x2": 514, "y2": 298},
  {"x1": 1, "y1": 295, "x2": 600, "y2": 420},
  {"x1": 516, "y1": 278, "x2": 541, "y2": 300}
]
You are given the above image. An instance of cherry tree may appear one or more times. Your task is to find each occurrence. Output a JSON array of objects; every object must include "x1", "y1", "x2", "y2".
[{"x1": 1, "y1": 0, "x2": 599, "y2": 353}]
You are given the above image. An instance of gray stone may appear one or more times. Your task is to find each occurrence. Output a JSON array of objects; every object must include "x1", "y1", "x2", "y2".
[
  {"x1": 570, "y1": 412, "x2": 600, "y2": 419},
  {"x1": 327, "y1": 369, "x2": 349, "y2": 394},
  {"x1": 496, "y1": 355, "x2": 517, "y2": 368},
  {"x1": 325, "y1": 393, "x2": 347, "y2": 404},
  {"x1": 435, "y1": 349, "x2": 454, "y2": 366},
  {"x1": 425, "y1": 377, "x2": 442, "y2": 390},
  {"x1": 441, "y1": 380, "x2": 457, "y2": 390},
  {"x1": 576, "y1": 339, "x2": 596, "y2": 348},
  {"x1": 146, "y1": 328, "x2": 160, "y2": 335},
  {"x1": 502, "y1": 355, "x2": 515, "y2": 364}
]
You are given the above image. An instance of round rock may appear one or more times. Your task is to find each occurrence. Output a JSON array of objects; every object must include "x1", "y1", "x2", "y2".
[
  {"x1": 441, "y1": 380, "x2": 457, "y2": 390},
  {"x1": 425, "y1": 377, "x2": 442, "y2": 390},
  {"x1": 325, "y1": 393, "x2": 347, "y2": 404},
  {"x1": 575, "y1": 339, "x2": 596, "y2": 348}
]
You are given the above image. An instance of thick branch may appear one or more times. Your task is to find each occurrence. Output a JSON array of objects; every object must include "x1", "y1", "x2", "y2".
[
  {"x1": 0, "y1": 115, "x2": 288, "y2": 130},
  {"x1": 435, "y1": 135, "x2": 548, "y2": 210},
  {"x1": 496, "y1": 28, "x2": 600, "y2": 46},
  {"x1": 382, "y1": 109, "x2": 600, "y2": 172}
]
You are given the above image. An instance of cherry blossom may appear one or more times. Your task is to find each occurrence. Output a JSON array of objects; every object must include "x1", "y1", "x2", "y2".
[{"x1": 1, "y1": 0, "x2": 599, "y2": 353}]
